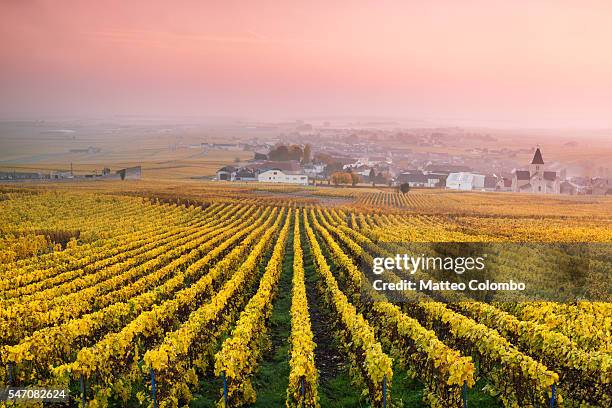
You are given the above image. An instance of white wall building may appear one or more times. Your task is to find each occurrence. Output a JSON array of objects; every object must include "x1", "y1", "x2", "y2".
[
  {"x1": 258, "y1": 169, "x2": 308, "y2": 185},
  {"x1": 446, "y1": 172, "x2": 485, "y2": 190},
  {"x1": 302, "y1": 163, "x2": 325, "y2": 176}
]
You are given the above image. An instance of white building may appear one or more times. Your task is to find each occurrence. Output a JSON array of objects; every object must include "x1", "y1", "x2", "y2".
[
  {"x1": 258, "y1": 169, "x2": 308, "y2": 185},
  {"x1": 302, "y1": 163, "x2": 325, "y2": 176},
  {"x1": 446, "y1": 172, "x2": 485, "y2": 190}
]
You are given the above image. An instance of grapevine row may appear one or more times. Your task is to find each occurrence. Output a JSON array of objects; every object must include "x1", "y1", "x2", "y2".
[
  {"x1": 286, "y1": 214, "x2": 320, "y2": 408},
  {"x1": 141, "y1": 208, "x2": 287, "y2": 407}
]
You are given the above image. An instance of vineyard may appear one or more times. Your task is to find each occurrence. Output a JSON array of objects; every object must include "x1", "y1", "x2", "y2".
[{"x1": 0, "y1": 188, "x2": 611, "y2": 408}]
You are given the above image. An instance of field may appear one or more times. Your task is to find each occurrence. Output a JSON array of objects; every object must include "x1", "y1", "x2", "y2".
[{"x1": 0, "y1": 183, "x2": 611, "y2": 408}]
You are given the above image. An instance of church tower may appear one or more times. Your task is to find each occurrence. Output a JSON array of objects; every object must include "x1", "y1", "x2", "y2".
[{"x1": 529, "y1": 147, "x2": 544, "y2": 177}]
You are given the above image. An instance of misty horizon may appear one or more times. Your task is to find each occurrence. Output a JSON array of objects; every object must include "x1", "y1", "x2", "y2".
[{"x1": 2, "y1": 114, "x2": 612, "y2": 131}]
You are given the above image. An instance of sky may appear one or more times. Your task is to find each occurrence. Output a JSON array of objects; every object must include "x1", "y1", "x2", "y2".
[{"x1": 1, "y1": 0, "x2": 612, "y2": 127}]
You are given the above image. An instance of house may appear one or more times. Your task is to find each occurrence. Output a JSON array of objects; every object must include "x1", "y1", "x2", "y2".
[
  {"x1": 216, "y1": 166, "x2": 237, "y2": 181},
  {"x1": 560, "y1": 181, "x2": 578, "y2": 195},
  {"x1": 446, "y1": 172, "x2": 485, "y2": 190},
  {"x1": 496, "y1": 177, "x2": 513, "y2": 191},
  {"x1": 396, "y1": 172, "x2": 428, "y2": 187},
  {"x1": 348, "y1": 165, "x2": 372, "y2": 178},
  {"x1": 484, "y1": 176, "x2": 498, "y2": 191},
  {"x1": 591, "y1": 178, "x2": 610, "y2": 195},
  {"x1": 424, "y1": 164, "x2": 472, "y2": 174},
  {"x1": 258, "y1": 169, "x2": 308, "y2": 185},
  {"x1": 250, "y1": 160, "x2": 301, "y2": 173},
  {"x1": 234, "y1": 168, "x2": 257, "y2": 181},
  {"x1": 51, "y1": 170, "x2": 73, "y2": 179},
  {"x1": 396, "y1": 171, "x2": 446, "y2": 188},
  {"x1": 302, "y1": 162, "x2": 325, "y2": 177},
  {"x1": 344, "y1": 157, "x2": 388, "y2": 170},
  {"x1": 116, "y1": 166, "x2": 141, "y2": 180},
  {"x1": 210, "y1": 143, "x2": 242, "y2": 151},
  {"x1": 512, "y1": 148, "x2": 560, "y2": 194},
  {"x1": 567, "y1": 177, "x2": 589, "y2": 194}
]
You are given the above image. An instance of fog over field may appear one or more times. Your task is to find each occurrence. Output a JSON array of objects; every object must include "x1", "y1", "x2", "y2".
[{"x1": 1, "y1": 1, "x2": 611, "y2": 183}]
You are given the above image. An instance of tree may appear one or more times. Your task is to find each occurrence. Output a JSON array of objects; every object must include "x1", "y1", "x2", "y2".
[
  {"x1": 399, "y1": 183, "x2": 410, "y2": 194},
  {"x1": 324, "y1": 162, "x2": 344, "y2": 177},
  {"x1": 350, "y1": 172, "x2": 361, "y2": 187},
  {"x1": 314, "y1": 152, "x2": 332, "y2": 164},
  {"x1": 369, "y1": 168, "x2": 376, "y2": 186},
  {"x1": 302, "y1": 144, "x2": 312, "y2": 164},
  {"x1": 330, "y1": 172, "x2": 352, "y2": 186},
  {"x1": 269, "y1": 145, "x2": 290, "y2": 161},
  {"x1": 288, "y1": 145, "x2": 303, "y2": 161},
  {"x1": 375, "y1": 172, "x2": 388, "y2": 185}
]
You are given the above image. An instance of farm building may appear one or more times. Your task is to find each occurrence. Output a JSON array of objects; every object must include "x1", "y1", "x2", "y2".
[
  {"x1": 0, "y1": 171, "x2": 47, "y2": 180},
  {"x1": 216, "y1": 166, "x2": 237, "y2": 181},
  {"x1": 396, "y1": 171, "x2": 446, "y2": 188},
  {"x1": 234, "y1": 168, "x2": 258, "y2": 181},
  {"x1": 116, "y1": 166, "x2": 141, "y2": 180},
  {"x1": 446, "y1": 172, "x2": 485, "y2": 190},
  {"x1": 257, "y1": 169, "x2": 308, "y2": 185}
]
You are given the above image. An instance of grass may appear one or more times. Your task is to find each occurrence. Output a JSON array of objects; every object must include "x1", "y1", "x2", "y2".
[
  {"x1": 250, "y1": 224, "x2": 294, "y2": 406},
  {"x1": 302, "y1": 227, "x2": 362, "y2": 407},
  {"x1": 189, "y1": 216, "x2": 283, "y2": 408},
  {"x1": 310, "y1": 221, "x2": 427, "y2": 407},
  {"x1": 310, "y1": 214, "x2": 503, "y2": 407}
]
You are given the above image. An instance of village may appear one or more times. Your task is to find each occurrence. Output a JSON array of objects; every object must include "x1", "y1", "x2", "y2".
[
  {"x1": 1, "y1": 119, "x2": 609, "y2": 195},
  {"x1": 216, "y1": 143, "x2": 610, "y2": 196}
]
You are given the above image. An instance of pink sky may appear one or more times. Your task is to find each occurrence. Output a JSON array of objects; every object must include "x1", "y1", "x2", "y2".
[{"x1": 1, "y1": 0, "x2": 612, "y2": 127}]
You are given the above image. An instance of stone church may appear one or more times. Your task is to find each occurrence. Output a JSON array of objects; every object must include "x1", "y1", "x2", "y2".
[{"x1": 512, "y1": 148, "x2": 560, "y2": 194}]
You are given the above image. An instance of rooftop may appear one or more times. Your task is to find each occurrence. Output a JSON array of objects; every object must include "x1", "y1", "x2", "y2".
[{"x1": 531, "y1": 148, "x2": 545, "y2": 165}]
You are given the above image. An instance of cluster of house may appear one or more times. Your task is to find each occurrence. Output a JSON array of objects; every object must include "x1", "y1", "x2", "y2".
[
  {"x1": 216, "y1": 161, "x2": 314, "y2": 185},
  {"x1": 426, "y1": 148, "x2": 567, "y2": 193},
  {"x1": 0, "y1": 166, "x2": 141, "y2": 181},
  {"x1": 397, "y1": 154, "x2": 554, "y2": 192},
  {"x1": 395, "y1": 164, "x2": 472, "y2": 188},
  {"x1": 440, "y1": 148, "x2": 609, "y2": 195},
  {"x1": 563, "y1": 176, "x2": 610, "y2": 195},
  {"x1": 215, "y1": 148, "x2": 609, "y2": 195}
]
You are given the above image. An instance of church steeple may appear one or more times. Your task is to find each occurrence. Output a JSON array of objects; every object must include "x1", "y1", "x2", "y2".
[
  {"x1": 529, "y1": 147, "x2": 544, "y2": 177},
  {"x1": 531, "y1": 147, "x2": 544, "y2": 165}
]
